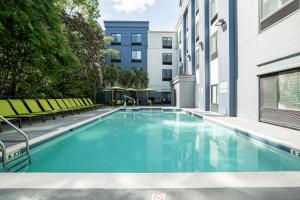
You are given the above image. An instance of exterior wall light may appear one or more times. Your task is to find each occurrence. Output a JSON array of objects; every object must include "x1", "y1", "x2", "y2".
[
  {"x1": 199, "y1": 42, "x2": 204, "y2": 51},
  {"x1": 215, "y1": 19, "x2": 226, "y2": 26}
]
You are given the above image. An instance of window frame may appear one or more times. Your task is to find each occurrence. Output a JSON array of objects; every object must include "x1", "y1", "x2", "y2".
[
  {"x1": 259, "y1": 0, "x2": 300, "y2": 31},
  {"x1": 111, "y1": 33, "x2": 122, "y2": 45},
  {"x1": 111, "y1": 52, "x2": 121, "y2": 63},
  {"x1": 131, "y1": 51, "x2": 142, "y2": 63},
  {"x1": 162, "y1": 37, "x2": 173, "y2": 49},
  {"x1": 210, "y1": 31, "x2": 218, "y2": 60},
  {"x1": 162, "y1": 69, "x2": 173, "y2": 81},
  {"x1": 162, "y1": 53, "x2": 173, "y2": 65},
  {"x1": 131, "y1": 33, "x2": 142, "y2": 45}
]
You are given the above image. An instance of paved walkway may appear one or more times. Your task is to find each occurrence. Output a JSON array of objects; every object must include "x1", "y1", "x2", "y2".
[
  {"x1": 1, "y1": 188, "x2": 300, "y2": 200},
  {"x1": 186, "y1": 109, "x2": 300, "y2": 152},
  {"x1": 0, "y1": 107, "x2": 115, "y2": 147}
]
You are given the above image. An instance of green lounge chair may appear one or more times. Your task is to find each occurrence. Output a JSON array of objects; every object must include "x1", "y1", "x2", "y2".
[
  {"x1": 55, "y1": 99, "x2": 76, "y2": 114},
  {"x1": 115, "y1": 100, "x2": 123, "y2": 106},
  {"x1": 24, "y1": 99, "x2": 55, "y2": 119},
  {"x1": 10, "y1": 99, "x2": 49, "y2": 123},
  {"x1": 62, "y1": 99, "x2": 80, "y2": 113},
  {"x1": 68, "y1": 99, "x2": 85, "y2": 111},
  {"x1": 74, "y1": 98, "x2": 91, "y2": 110},
  {"x1": 0, "y1": 100, "x2": 34, "y2": 130},
  {"x1": 47, "y1": 99, "x2": 69, "y2": 116},
  {"x1": 78, "y1": 98, "x2": 92, "y2": 109},
  {"x1": 87, "y1": 98, "x2": 103, "y2": 108},
  {"x1": 37, "y1": 99, "x2": 62, "y2": 119}
]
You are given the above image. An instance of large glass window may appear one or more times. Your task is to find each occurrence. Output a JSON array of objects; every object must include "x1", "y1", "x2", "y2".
[
  {"x1": 162, "y1": 69, "x2": 173, "y2": 81},
  {"x1": 111, "y1": 33, "x2": 121, "y2": 45},
  {"x1": 162, "y1": 37, "x2": 172, "y2": 49},
  {"x1": 210, "y1": 31, "x2": 218, "y2": 60},
  {"x1": 162, "y1": 53, "x2": 172, "y2": 65},
  {"x1": 132, "y1": 51, "x2": 142, "y2": 63},
  {"x1": 260, "y1": 0, "x2": 299, "y2": 31},
  {"x1": 131, "y1": 34, "x2": 142, "y2": 45},
  {"x1": 261, "y1": 0, "x2": 292, "y2": 19},
  {"x1": 260, "y1": 69, "x2": 300, "y2": 129}
]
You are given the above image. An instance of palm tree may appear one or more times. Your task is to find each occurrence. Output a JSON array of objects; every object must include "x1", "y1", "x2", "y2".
[{"x1": 131, "y1": 68, "x2": 149, "y2": 105}]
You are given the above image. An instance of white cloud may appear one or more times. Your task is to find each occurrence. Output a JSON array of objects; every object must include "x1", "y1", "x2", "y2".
[{"x1": 113, "y1": 0, "x2": 157, "y2": 13}]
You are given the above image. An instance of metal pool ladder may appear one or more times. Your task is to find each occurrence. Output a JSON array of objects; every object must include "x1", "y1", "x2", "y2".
[
  {"x1": 124, "y1": 95, "x2": 136, "y2": 107},
  {"x1": 0, "y1": 115, "x2": 31, "y2": 172}
]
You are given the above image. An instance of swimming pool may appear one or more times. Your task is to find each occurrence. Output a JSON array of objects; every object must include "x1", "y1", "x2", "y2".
[{"x1": 11, "y1": 109, "x2": 300, "y2": 172}]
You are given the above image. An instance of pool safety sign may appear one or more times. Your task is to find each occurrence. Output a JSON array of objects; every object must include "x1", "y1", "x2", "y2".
[{"x1": 152, "y1": 193, "x2": 165, "y2": 200}]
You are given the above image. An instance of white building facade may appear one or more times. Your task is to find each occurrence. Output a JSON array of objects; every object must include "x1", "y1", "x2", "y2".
[
  {"x1": 172, "y1": 0, "x2": 300, "y2": 130},
  {"x1": 147, "y1": 31, "x2": 178, "y2": 103}
]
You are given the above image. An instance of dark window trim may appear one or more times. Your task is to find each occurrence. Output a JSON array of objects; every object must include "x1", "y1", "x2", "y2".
[
  {"x1": 162, "y1": 53, "x2": 173, "y2": 65},
  {"x1": 260, "y1": 0, "x2": 299, "y2": 31},
  {"x1": 111, "y1": 33, "x2": 122, "y2": 45},
  {"x1": 162, "y1": 69, "x2": 173, "y2": 81},
  {"x1": 131, "y1": 42, "x2": 142, "y2": 46},
  {"x1": 111, "y1": 58, "x2": 121, "y2": 63},
  {"x1": 211, "y1": 14, "x2": 218, "y2": 25},
  {"x1": 131, "y1": 33, "x2": 142, "y2": 45},
  {"x1": 162, "y1": 37, "x2": 173, "y2": 49},
  {"x1": 131, "y1": 59, "x2": 142, "y2": 63},
  {"x1": 196, "y1": 8, "x2": 199, "y2": 15},
  {"x1": 111, "y1": 42, "x2": 121, "y2": 45}
]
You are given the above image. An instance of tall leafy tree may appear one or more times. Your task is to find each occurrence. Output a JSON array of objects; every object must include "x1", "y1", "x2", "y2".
[{"x1": 0, "y1": 0, "x2": 77, "y2": 98}]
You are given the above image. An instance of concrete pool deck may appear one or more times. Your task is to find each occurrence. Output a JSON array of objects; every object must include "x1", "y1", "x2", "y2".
[
  {"x1": 1, "y1": 107, "x2": 300, "y2": 199},
  {"x1": 185, "y1": 108, "x2": 300, "y2": 153}
]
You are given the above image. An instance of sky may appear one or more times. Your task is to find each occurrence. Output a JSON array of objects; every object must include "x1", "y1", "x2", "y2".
[{"x1": 99, "y1": 0, "x2": 181, "y2": 31}]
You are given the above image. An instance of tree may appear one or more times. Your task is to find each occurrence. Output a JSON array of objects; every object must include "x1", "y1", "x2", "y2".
[
  {"x1": 61, "y1": 12, "x2": 103, "y2": 100},
  {"x1": 0, "y1": 0, "x2": 77, "y2": 98},
  {"x1": 131, "y1": 68, "x2": 149, "y2": 89}
]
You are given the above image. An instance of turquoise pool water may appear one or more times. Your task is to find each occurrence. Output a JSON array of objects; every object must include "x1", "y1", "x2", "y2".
[{"x1": 23, "y1": 110, "x2": 300, "y2": 172}]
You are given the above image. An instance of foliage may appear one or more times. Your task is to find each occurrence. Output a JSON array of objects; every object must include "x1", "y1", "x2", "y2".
[
  {"x1": 102, "y1": 64, "x2": 149, "y2": 89},
  {"x1": 0, "y1": 0, "x2": 104, "y2": 100}
]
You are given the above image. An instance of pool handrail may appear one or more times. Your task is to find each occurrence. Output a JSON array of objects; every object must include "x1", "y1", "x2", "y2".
[
  {"x1": 0, "y1": 115, "x2": 30, "y2": 171},
  {"x1": 124, "y1": 95, "x2": 136, "y2": 107}
]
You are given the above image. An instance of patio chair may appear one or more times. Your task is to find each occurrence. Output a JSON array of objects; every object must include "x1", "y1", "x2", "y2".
[
  {"x1": 25, "y1": 99, "x2": 58, "y2": 120},
  {"x1": 37, "y1": 99, "x2": 63, "y2": 119},
  {"x1": 55, "y1": 99, "x2": 77, "y2": 114}
]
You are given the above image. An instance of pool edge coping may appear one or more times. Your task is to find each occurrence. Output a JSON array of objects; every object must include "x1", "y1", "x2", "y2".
[
  {"x1": 3, "y1": 107, "x2": 122, "y2": 156},
  {"x1": 181, "y1": 108, "x2": 300, "y2": 155},
  {"x1": 1, "y1": 172, "x2": 300, "y2": 189}
]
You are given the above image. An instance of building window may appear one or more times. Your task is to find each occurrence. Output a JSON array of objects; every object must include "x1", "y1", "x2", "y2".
[
  {"x1": 259, "y1": 68, "x2": 300, "y2": 129},
  {"x1": 195, "y1": 49, "x2": 200, "y2": 69},
  {"x1": 131, "y1": 33, "x2": 142, "y2": 45},
  {"x1": 260, "y1": 0, "x2": 299, "y2": 31},
  {"x1": 210, "y1": 31, "x2": 218, "y2": 60},
  {"x1": 111, "y1": 33, "x2": 121, "y2": 45},
  {"x1": 210, "y1": 0, "x2": 218, "y2": 24},
  {"x1": 162, "y1": 53, "x2": 172, "y2": 65},
  {"x1": 111, "y1": 52, "x2": 121, "y2": 63},
  {"x1": 211, "y1": 84, "x2": 219, "y2": 112},
  {"x1": 132, "y1": 51, "x2": 142, "y2": 63},
  {"x1": 162, "y1": 69, "x2": 172, "y2": 81},
  {"x1": 162, "y1": 37, "x2": 172, "y2": 49}
]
